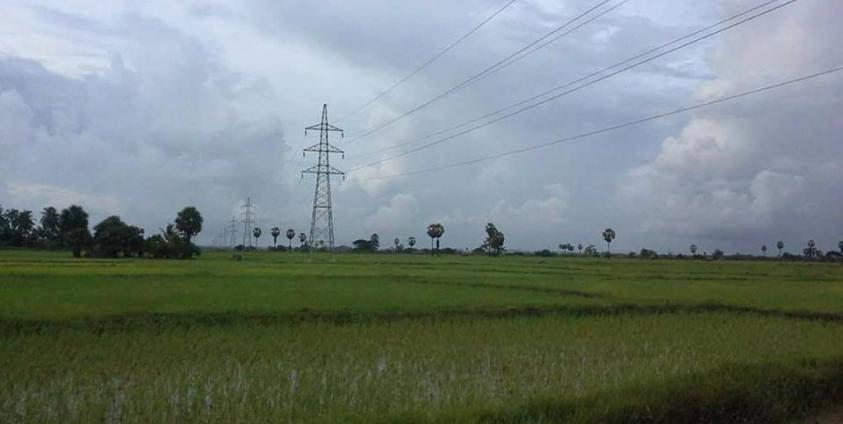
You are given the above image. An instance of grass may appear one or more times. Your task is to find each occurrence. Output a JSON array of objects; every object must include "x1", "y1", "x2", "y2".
[{"x1": 0, "y1": 249, "x2": 841, "y2": 423}]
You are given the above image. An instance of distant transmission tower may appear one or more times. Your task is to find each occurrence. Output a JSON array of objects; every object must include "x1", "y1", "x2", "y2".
[
  {"x1": 302, "y1": 104, "x2": 344, "y2": 249},
  {"x1": 241, "y1": 198, "x2": 256, "y2": 248},
  {"x1": 229, "y1": 216, "x2": 237, "y2": 248}
]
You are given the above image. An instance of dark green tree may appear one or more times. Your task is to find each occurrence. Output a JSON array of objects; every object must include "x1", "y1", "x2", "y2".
[
  {"x1": 806, "y1": 240, "x2": 817, "y2": 259},
  {"x1": 92, "y1": 216, "x2": 131, "y2": 257},
  {"x1": 40, "y1": 206, "x2": 61, "y2": 247},
  {"x1": 271, "y1": 227, "x2": 281, "y2": 247},
  {"x1": 59, "y1": 205, "x2": 91, "y2": 257},
  {"x1": 286, "y1": 229, "x2": 296, "y2": 251},
  {"x1": 426, "y1": 223, "x2": 444, "y2": 255},
  {"x1": 175, "y1": 207, "x2": 203, "y2": 244},
  {"x1": 602, "y1": 228, "x2": 616, "y2": 255},
  {"x1": 776, "y1": 240, "x2": 784, "y2": 257},
  {"x1": 352, "y1": 239, "x2": 373, "y2": 251},
  {"x1": 0, "y1": 206, "x2": 8, "y2": 245},
  {"x1": 147, "y1": 224, "x2": 199, "y2": 259},
  {"x1": 3, "y1": 209, "x2": 35, "y2": 247},
  {"x1": 483, "y1": 223, "x2": 505, "y2": 255},
  {"x1": 253, "y1": 227, "x2": 262, "y2": 248}
]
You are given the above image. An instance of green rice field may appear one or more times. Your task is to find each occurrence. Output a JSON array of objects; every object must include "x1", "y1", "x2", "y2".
[{"x1": 1, "y1": 250, "x2": 841, "y2": 423}]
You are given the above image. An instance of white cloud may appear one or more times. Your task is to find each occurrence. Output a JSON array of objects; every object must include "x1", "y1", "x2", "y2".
[
  {"x1": 1, "y1": 0, "x2": 836, "y2": 252},
  {"x1": 363, "y1": 192, "x2": 420, "y2": 235},
  {"x1": 4, "y1": 181, "x2": 122, "y2": 215},
  {"x1": 618, "y1": 0, "x2": 843, "y2": 250}
]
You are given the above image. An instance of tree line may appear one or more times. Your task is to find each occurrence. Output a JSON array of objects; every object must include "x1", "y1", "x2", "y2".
[{"x1": 0, "y1": 204, "x2": 204, "y2": 259}]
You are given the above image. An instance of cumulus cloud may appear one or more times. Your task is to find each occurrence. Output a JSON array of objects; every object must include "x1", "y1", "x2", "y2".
[
  {"x1": 3, "y1": 0, "x2": 837, "y2": 252},
  {"x1": 619, "y1": 0, "x2": 843, "y2": 251},
  {"x1": 0, "y1": 13, "x2": 290, "y2": 237}
]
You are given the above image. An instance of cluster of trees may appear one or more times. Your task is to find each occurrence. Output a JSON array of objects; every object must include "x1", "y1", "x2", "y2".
[
  {"x1": 346, "y1": 224, "x2": 442, "y2": 255},
  {"x1": 352, "y1": 233, "x2": 380, "y2": 252},
  {"x1": 685, "y1": 240, "x2": 843, "y2": 261},
  {"x1": 481, "y1": 223, "x2": 505, "y2": 255},
  {"x1": 234, "y1": 227, "x2": 305, "y2": 251},
  {"x1": 1, "y1": 204, "x2": 96, "y2": 257},
  {"x1": 0, "y1": 203, "x2": 204, "y2": 259},
  {"x1": 555, "y1": 228, "x2": 616, "y2": 257},
  {"x1": 268, "y1": 228, "x2": 300, "y2": 250},
  {"x1": 142, "y1": 207, "x2": 203, "y2": 259}
]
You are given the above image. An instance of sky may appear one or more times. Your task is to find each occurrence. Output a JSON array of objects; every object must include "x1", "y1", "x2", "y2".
[{"x1": 0, "y1": 0, "x2": 841, "y2": 254}]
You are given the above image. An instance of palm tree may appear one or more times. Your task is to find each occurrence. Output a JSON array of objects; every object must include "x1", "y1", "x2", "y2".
[
  {"x1": 602, "y1": 228, "x2": 616, "y2": 255},
  {"x1": 175, "y1": 207, "x2": 203, "y2": 245},
  {"x1": 690, "y1": 244, "x2": 697, "y2": 256},
  {"x1": 253, "y1": 227, "x2": 262, "y2": 248},
  {"x1": 426, "y1": 223, "x2": 445, "y2": 255},
  {"x1": 776, "y1": 240, "x2": 784, "y2": 257},
  {"x1": 761, "y1": 245, "x2": 767, "y2": 257},
  {"x1": 394, "y1": 237, "x2": 400, "y2": 251},
  {"x1": 408, "y1": 236, "x2": 416, "y2": 249},
  {"x1": 577, "y1": 243, "x2": 583, "y2": 254},
  {"x1": 286, "y1": 229, "x2": 296, "y2": 251},
  {"x1": 807, "y1": 240, "x2": 816, "y2": 258},
  {"x1": 298, "y1": 232, "x2": 307, "y2": 248},
  {"x1": 271, "y1": 227, "x2": 281, "y2": 247}
]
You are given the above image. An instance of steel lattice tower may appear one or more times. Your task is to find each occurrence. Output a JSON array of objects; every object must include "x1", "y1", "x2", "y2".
[
  {"x1": 228, "y1": 216, "x2": 237, "y2": 248},
  {"x1": 241, "y1": 197, "x2": 255, "y2": 248},
  {"x1": 302, "y1": 104, "x2": 344, "y2": 249}
]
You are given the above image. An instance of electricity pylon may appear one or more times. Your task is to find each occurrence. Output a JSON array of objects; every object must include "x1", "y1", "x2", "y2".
[
  {"x1": 302, "y1": 104, "x2": 344, "y2": 250},
  {"x1": 241, "y1": 197, "x2": 255, "y2": 248},
  {"x1": 229, "y1": 216, "x2": 237, "y2": 248}
]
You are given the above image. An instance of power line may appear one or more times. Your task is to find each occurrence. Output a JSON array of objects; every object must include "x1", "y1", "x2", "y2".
[
  {"x1": 348, "y1": 0, "x2": 799, "y2": 172},
  {"x1": 346, "y1": 0, "x2": 626, "y2": 140},
  {"x1": 356, "y1": 65, "x2": 843, "y2": 180},
  {"x1": 347, "y1": 0, "x2": 785, "y2": 161},
  {"x1": 336, "y1": 0, "x2": 520, "y2": 123}
]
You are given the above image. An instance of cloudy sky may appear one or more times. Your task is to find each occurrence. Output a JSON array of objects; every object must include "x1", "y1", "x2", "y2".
[{"x1": 1, "y1": 0, "x2": 840, "y2": 253}]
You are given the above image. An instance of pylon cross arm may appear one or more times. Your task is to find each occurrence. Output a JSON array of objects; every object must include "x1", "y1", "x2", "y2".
[
  {"x1": 303, "y1": 143, "x2": 344, "y2": 154},
  {"x1": 305, "y1": 123, "x2": 343, "y2": 132},
  {"x1": 302, "y1": 165, "x2": 343, "y2": 175}
]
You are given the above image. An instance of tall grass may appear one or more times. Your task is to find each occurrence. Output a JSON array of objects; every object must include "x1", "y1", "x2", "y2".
[
  {"x1": 1, "y1": 250, "x2": 841, "y2": 422},
  {"x1": 2, "y1": 314, "x2": 842, "y2": 423}
]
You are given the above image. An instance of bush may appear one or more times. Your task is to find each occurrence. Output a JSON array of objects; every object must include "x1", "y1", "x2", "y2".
[{"x1": 143, "y1": 224, "x2": 200, "y2": 259}]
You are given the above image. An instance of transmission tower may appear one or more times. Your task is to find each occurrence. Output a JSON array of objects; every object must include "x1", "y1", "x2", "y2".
[
  {"x1": 302, "y1": 104, "x2": 344, "y2": 249},
  {"x1": 241, "y1": 198, "x2": 256, "y2": 247},
  {"x1": 229, "y1": 216, "x2": 237, "y2": 248}
]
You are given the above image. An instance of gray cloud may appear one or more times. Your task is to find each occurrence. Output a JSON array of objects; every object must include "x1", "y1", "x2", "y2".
[
  {"x1": 618, "y1": 0, "x2": 843, "y2": 253},
  {"x1": 1, "y1": 0, "x2": 838, "y2": 253}
]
